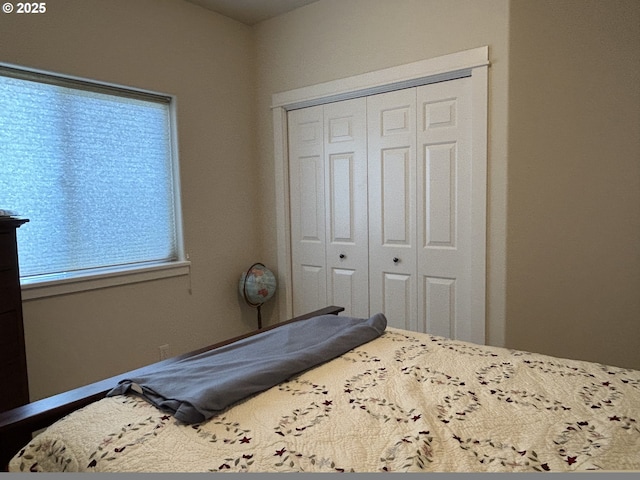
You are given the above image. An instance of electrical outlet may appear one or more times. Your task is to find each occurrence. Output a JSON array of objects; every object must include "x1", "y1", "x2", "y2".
[{"x1": 158, "y1": 344, "x2": 170, "y2": 360}]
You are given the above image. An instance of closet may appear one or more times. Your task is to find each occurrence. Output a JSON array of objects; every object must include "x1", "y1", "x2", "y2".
[{"x1": 288, "y1": 76, "x2": 479, "y2": 342}]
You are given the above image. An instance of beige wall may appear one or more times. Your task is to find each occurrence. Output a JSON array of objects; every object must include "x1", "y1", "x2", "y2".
[
  {"x1": 0, "y1": 0, "x2": 263, "y2": 400},
  {"x1": 506, "y1": 0, "x2": 640, "y2": 369},
  {"x1": 254, "y1": 0, "x2": 511, "y2": 347}
]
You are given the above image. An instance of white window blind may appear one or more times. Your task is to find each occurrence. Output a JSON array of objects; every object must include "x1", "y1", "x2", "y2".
[{"x1": 0, "y1": 66, "x2": 182, "y2": 283}]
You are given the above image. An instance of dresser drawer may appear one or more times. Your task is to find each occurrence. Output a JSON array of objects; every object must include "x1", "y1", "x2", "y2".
[
  {"x1": 0, "y1": 357, "x2": 29, "y2": 410},
  {"x1": 0, "y1": 269, "x2": 20, "y2": 314},
  {"x1": 0, "y1": 311, "x2": 22, "y2": 360},
  {"x1": 0, "y1": 231, "x2": 17, "y2": 270}
]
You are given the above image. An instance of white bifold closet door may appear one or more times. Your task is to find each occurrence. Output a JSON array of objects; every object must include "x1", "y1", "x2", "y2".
[
  {"x1": 417, "y1": 78, "x2": 473, "y2": 341},
  {"x1": 288, "y1": 98, "x2": 369, "y2": 319},
  {"x1": 367, "y1": 88, "x2": 418, "y2": 331},
  {"x1": 288, "y1": 77, "x2": 477, "y2": 342},
  {"x1": 368, "y1": 78, "x2": 473, "y2": 338}
]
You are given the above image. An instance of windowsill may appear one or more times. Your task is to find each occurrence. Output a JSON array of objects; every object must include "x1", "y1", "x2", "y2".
[{"x1": 20, "y1": 260, "x2": 191, "y2": 300}]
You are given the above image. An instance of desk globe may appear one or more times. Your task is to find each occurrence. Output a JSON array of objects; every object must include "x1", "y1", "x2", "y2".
[{"x1": 239, "y1": 262, "x2": 276, "y2": 329}]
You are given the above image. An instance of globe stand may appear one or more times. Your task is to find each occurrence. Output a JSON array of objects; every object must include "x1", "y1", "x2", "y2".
[
  {"x1": 256, "y1": 304, "x2": 263, "y2": 330},
  {"x1": 240, "y1": 262, "x2": 276, "y2": 330}
]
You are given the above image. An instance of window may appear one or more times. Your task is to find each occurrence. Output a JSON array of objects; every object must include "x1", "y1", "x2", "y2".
[{"x1": 0, "y1": 64, "x2": 187, "y2": 298}]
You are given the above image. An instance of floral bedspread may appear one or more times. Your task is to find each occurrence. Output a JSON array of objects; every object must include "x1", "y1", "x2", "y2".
[{"x1": 10, "y1": 327, "x2": 640, "y2": 472}]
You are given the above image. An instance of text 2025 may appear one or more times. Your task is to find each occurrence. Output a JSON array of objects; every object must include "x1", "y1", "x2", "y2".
[{"x1": 16, "y1": 2, "x2": 46, "y2": 13}]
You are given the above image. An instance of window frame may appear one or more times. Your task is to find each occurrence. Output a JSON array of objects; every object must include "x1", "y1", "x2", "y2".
[{"x1": 0, "y1": 62, "x2": 189, "y2": 300}]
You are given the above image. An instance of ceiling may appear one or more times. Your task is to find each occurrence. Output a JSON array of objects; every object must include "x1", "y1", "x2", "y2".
[{"x1": 185, "y1": 0, "x2": 320, "y2": 26}]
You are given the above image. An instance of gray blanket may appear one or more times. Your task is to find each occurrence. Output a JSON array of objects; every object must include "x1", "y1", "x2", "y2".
[{"x1": 106, "y1": 313, "x2": 387, "y2": 424}]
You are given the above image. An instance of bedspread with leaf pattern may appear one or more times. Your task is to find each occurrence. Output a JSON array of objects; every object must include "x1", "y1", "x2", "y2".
[{"x1": 10, "y1": 327, "x2": 640, "y2": 472}]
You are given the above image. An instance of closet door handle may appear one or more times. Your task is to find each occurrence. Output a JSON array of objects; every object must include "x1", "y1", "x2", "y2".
[
  {"x1": 339, "y1": 254, "x2": 346, "y2": 260},
  {"x1": 393, "y1": 257, "x2": 399, "y2": 264}
]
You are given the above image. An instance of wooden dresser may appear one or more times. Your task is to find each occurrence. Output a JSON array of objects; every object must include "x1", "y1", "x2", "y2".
[{"x1": 0, "y1": 218, "x2": 30, "y2": 468}]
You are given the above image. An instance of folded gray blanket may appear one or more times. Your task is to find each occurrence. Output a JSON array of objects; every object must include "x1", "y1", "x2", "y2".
[{"x1": 107, "y1": 313, "x2": 387, "y2": 424}]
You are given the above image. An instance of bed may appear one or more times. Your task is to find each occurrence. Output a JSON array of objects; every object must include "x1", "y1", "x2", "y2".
[{"x1": 1, "y1": 306, "x2": 639, "y2": 473}]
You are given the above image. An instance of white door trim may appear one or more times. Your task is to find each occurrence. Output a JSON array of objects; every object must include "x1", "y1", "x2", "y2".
[
  {"x1": 272, "y1": 46, "x2": 489, "y2": 341},
  {"x1": 272, "y1": 46, "x2": 489, "y2": 110}
]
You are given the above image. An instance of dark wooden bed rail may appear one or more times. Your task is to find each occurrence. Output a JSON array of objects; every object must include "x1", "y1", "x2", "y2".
[{"x1": 0, "y1": 305, "x2": 344, "y2": 470}]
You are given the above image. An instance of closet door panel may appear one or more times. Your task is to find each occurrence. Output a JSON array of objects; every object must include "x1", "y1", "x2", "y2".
[
  {"x1": 424, "y1": 142, "x2": 456, "y2": 248},
  {"x1": 324, "y1": 98, "x2": 369, "y2": 318},
  {"x1": 288, "y1": 106, "x2": 327, "y2": 316},
  {"x1": 367, "y1": 89, "x2": 417, "y2": 329},
  {"x1": 330, "y1": 267, "x2": 358, "y2": 316},
  {"x1": 382, "y1": 272, "x2": 415, "y2": 331},
  {"x1": 299, "y1": 265, "x2": 327, "y2": 314},
  {"x1": 381, "y1": 148, "x2": 412, "y2": 245},
  {"x1": 417, "y1": 77, "x2": 476, "y2": 341},
  {"x1": 422, "y1": 276, "x2": 456, "y2": 338}
]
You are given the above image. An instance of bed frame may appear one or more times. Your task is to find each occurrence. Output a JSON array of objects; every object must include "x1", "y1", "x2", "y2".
[{"x1": 0, "y1": 305, "x2": 344, "y2": 470}]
